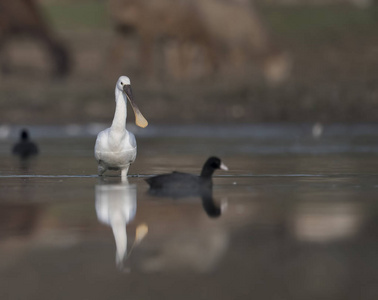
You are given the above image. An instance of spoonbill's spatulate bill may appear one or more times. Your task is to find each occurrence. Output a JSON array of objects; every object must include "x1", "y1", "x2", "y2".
[
  {"x1": 145, "y1": 156, "x2": 228, "y2": 190},
  {"x1": 95, "y1": 76, "x2": 148, "y2": 178}
]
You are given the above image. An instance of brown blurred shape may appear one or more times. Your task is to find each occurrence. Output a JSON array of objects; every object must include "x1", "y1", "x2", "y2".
[
  {"x1": 0, "y1": 204, "x2": 41, "y2": 238},
  {"x1": 107, "y1": 0, "x2": 291, "y2": 83},
  {"x1": 0, "y1": 0, "x2": 70, "y2": 77}
]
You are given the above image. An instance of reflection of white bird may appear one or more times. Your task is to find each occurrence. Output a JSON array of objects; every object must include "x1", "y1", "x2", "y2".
[
  {"x1": 95, "y1": 182, "x2": 137, "y2": 267},
  {"x1": 95, "y1": 76, "x2": 148, "y2": 178}
]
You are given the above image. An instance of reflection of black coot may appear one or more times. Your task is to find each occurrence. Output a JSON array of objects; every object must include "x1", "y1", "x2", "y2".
[
  {"x1": 148, "y1": 185, "x2": 222, "y2": 218},
  {"x1": 12, "y1": 129, "x2": 39, "y2": 159},
  {"x1": 200, "y1": 187, "x2": 221, "y2": 218},
  {"x1": 146, "y1": 157, "x2": 226, "y2": 218}
]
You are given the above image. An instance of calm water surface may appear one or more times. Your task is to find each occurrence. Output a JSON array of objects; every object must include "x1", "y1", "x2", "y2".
[{"x1": 1, "y1": 124, "x2": 378, "y2": 300}]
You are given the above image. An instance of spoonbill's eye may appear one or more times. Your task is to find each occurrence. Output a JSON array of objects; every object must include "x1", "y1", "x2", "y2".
[{"x1": 121, "y1": 82, "x2": 124, "y2": 86}]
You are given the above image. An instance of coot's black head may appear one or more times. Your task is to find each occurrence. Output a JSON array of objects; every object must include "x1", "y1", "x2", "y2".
[
  {"x1": 200, "y1": 157, "x2": 228, "y2": 178},
  {"x1": 208, "y1": 157, "x2": 221, "y2": 168},
  {"x1": 20, "y1": 129, "x2": 29, "y2": 141}
]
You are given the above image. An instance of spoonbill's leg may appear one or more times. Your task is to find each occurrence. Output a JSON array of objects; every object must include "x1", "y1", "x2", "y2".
[
  {"x1": 121, "y1": 166, "x2": 129, "y2": 181},
  {"x1": 98, "y1": 161, "x2": 107, "y2": 176}
]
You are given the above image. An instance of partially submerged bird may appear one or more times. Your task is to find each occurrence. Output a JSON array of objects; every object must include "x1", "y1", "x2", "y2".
[
  {"x1": 145, "y1": 157, "x2": 228, "y2": 191},
  {"x1": 12, "y1": 129, "x2": 39, "y2": 159},
  {"x1": 95, "y1": 76, "x2": 148, "y2": 178}
]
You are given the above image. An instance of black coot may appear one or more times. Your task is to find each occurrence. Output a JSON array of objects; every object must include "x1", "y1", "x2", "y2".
[
  {"x1": 12, "y1": 129, "x2": 39, "y2": 159},
  {"x1": 145, "y1": 156, "x2": 228, "y2": 191},
  {"x1": 146, "y1": 157, "x2": 227, "y2": 218}
]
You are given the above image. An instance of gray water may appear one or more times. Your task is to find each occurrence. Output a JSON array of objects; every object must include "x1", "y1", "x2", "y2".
[{"x1": 1, "y1": 124, "x2": 378, "y2": 300}]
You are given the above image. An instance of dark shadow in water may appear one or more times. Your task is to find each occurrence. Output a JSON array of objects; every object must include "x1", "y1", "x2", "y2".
[
  {"x1": 0, "y1": 129, "x2": 41, "y2": 239},
  {"x1": 0, "y1": 204, "x2": 42, "y2": 238},
  {"x1": 148, "y1": 186, "x2": 222, "y2": 218},
  {"x1": 95, "y1": 178, "x2": 148, "y2": 271}
]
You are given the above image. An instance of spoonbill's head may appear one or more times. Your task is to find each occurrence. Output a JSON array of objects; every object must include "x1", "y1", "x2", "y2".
[
  {"x1": 116, "y1": 76, "x2": 131, "y2": 91},
  {"x1": 116, "y1": 75, "x2": 148, "y2": 128}
]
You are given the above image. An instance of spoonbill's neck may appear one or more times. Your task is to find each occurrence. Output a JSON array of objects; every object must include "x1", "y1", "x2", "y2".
[
  {"x1": 110, "y1": 213, "x2": 128, "y2": 265},
  {"x1": 111, "y1": 89, "x2": 127, "y2": 131}
]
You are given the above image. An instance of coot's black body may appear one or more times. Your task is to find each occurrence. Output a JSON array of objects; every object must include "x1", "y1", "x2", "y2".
[
  {"x1": 12, "y1": 129, "x2": 39, "y2": 159},
  {"x1": 146, "y1": 171, "x2": 209, "y2": 192},
  {"x1": 145, "y1": 157, "x2": 227, "y2": 191}
]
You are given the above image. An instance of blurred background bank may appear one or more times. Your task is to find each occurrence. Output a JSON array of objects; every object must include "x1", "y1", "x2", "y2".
[{"x1": 0, "y1": 0, "x2": 378, "y2": 125}]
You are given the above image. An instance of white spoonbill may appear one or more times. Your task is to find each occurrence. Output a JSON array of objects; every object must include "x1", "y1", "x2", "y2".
[{"x1": 95, "y1": 76, "x2": 148, "y2": 177}]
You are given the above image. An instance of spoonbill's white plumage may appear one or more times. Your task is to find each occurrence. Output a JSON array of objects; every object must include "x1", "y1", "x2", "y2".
[{"x1": 95, "y1": 76, "x2": 148, "y2": 178}]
